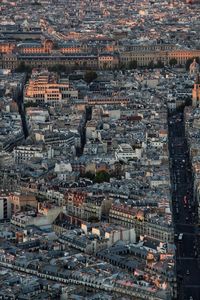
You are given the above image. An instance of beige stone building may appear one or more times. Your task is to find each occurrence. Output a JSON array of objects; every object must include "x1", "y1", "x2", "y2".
[
  {"x1": 192, "y1": 75, "x2": 200, "y2": 107},
  {"x1": 9, "y1": 192, "x2": 38, "y2": 214}
]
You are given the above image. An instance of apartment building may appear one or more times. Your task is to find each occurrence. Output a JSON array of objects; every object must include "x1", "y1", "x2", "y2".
[
  {"x1": 121, "y1": 48, "x2": 200, "y2": 67},
  {"x1": 16, "y1": 39, "x2": 53, "y2": 54},
  {"x1": 115, "y1": 143, "x2": 142, "y2": 162},
  {"x1": 0, "y1": 41, "x2": 15, "y2": 54},
  {"x1": 86, "y1": 95, "x2": 129, "y2": 105},
  {"x1": 24, "y1": 72, "x2": 78, "y2": 106},
  {"x1": 9, "y1": 193, "x2": 38, "y2": 214},
  {"x1": 192, "y1": 74, "x2": 200, "y2": 107},
  {"x1": 98, "y1": 53, "x2": 119, "y2": 69},
  {"x1": 109, "y1": 205, "x2": 173, "y2": 243},
  {"x1": 13, "y1": 145, "x2": 44, "y2": 164}
]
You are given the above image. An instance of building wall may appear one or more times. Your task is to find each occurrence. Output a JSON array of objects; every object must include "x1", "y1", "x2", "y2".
[
  {"x1": 0, "y1": 42, "x2": 15, "y2": 54},
  {"x1": 0, "y1": 197, "x2": 11, "y2": 219},
  {"x1": 24, "y1": 74, "x2": 78, "y2": 105},
  {"x1": 121, "y1": 49, "x2": 200, "y2": 67},
  {"x1": 9, "y1": 193, "x2": 38, "y2": 214},
  {"x1": 192, "y1": 83, "x2": 200, "y2": 107},
  {"x1": 1, "y1": 41, "x2": 200, "y2": 70},
  {"x1": 106, "y1": 228, "x2": 136, "y2": 246},
  {"x1": 14, "y1": 146, "x2": 43, "y2": 163},
  {"x1": 109, "y1": 208, "x2": 173, "y2": 242}
]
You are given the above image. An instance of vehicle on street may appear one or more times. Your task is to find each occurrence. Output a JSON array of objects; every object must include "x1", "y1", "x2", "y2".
[{"x1": 178, "y1": 233, "x2": 183, "y2": 241}]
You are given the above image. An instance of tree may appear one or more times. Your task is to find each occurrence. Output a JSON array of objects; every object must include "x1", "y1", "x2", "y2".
[
  {"x1": 84, "y1": 71, "x2": 98, "y2": 84},
  {"x1": 156, "y1": 60, "x2": 164, "y2": 68},
  {"x1": 88, "y1": 216, "x2": 99, "y2": 223},
  {"x1": 118, "y1": 62, "x2": 126, "y2": 70},
  {"x1": 24, "y1": 101, "x2": 39, "y2": 109},
  {"x1": 148, "y1": 60, "x2": 155, "y2": 69},
  {"x1": 83, "y1": 61, "x2": 87, "y2": 69},
  {"x1": 94, "y1": 171, "x2": 110, "y2": 183},
  {"x1": 84, "y1": 171, "x2": 95, "y2": 181},
  {"x1": 103, "y1": 62, "x2": 108, "y2": 69},
  {"x1": 185, "y1": 58, "x2": 194, "y2": 71},
  {"x1": 48, "y1": 64, "x2": 66, "y2": 73},
  {"x1": 15, "y1": 62, "x2": 32, "y2": 73},
  {"x1": 169, "y1": 58, "x2": 177, "y2": 67},
  {"x1": 129, "y1": 60, "x2": 137, "y2": 69}
]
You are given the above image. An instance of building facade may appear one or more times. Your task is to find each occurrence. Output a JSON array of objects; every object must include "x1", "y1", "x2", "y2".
[
  {"x1": 0, "y1": 197, "x2": 11, "y2": 220},
  {"x1": 24, "y1": 72, "x2": 78, "y2": 106},
  {"x1": 192, "y1": 75, "x2": 200, "y2": 107}
]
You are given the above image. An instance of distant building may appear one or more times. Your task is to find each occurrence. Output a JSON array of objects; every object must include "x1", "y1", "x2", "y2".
[
  {"x1": 192, "y1": 74, "x2": 200, "y2": 107},
  {"x1": 0, "y1": 41, "x2": 15, "y2": 54},
  {"x1": 9, "y1": 193, "x2": 38, "y2": 214},
  {"x1": 24, "y1": 71, "x2": 78, "y2": 106},
  {"x1": 0, "y1": 197, "x2": 11, "y2": 220},
  {"x1": 190, "y1": 58, "x2": 199, "y2": 77},
  {"x1": 16, "y1": 39, "x2": 53, "y2": 54},
  {"x1": 13, "y1": 145, "x2": 44, "y2": 163},
  {"x1": 115, "y1": 143, "x2": 142, "y2": 162}
]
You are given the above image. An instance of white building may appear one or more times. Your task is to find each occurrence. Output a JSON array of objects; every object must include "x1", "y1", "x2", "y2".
[
  {"x1": 26, "y1": 108, "x2": 49, "y2": 123},
  {"x1": 14, "y1": 145, "x2": 44, "y2": 163},
  {"x1": 54, "y1": 162, "x2": 72, "y2": 173},
  {"x1": 115, "y1": 143, "x2": 142, "y2": 162}
]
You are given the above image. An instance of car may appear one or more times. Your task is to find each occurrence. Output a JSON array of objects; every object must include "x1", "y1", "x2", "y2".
[
  {"x1": 186, "y1": 270, "x2": 190, "y2": 275},
  {"x1": 178, "y1": 233, "x2": 183, "y2": 241}
]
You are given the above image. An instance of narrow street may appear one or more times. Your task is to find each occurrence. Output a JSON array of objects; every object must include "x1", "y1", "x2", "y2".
[{"x1": 168, "y1": 111, "x2": 200, "y2": 300}]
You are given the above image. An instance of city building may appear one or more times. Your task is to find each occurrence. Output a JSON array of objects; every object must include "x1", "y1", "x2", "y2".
[
  {"x1": 24, "y1": 71, "x2": 78, "y2": 106},
  {"x1": 0, "y1": 196, "x2": 11, "y2": 220},
  {"x1": 192, "y1": 74, "x2": 200, "y2": 107}
]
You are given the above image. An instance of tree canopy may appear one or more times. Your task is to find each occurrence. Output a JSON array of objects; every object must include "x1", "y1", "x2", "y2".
[
  {"x1": 129, "y1": 60, "x2": 138, "y2": 69},
  {"x1": 48, "y1": 64, "x2": 67, "y2": 73},
  {"x1": 84, "y1": 71, "x2": 98, "y2": 84},
  {"x1": 82, "y1": 170, "x2": 110, "y2": 183},
  {"x1": 15, "y1": 62, "x2": 32, "y2": 74},
  {"x1": 95, "y1": 171, "x2": 110, "y2": 183},
  {"x1": 169, "y1": 58, "x2": 177, "y2": 67}
]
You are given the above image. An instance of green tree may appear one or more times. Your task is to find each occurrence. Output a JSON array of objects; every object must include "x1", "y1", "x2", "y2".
[
  {"x1": 148, "y1": 60, "x2": 155, "y2": 69},
  {"x1": 15, "y1": 62, "x2": 32, "y2": 73},
  {"x1": 129, "y1": 60, "x2": 137, "y2": 69},
  {"x1": 48, "y1": 64, "x2": 66, "y2": 73},
  {"x1": 103, "y1": 62, "x2": 108, "y2": 69},
  {"x1": 169, "y1": 58, "x2": 177, "y2": 67},
  {"x1": 24, "y1": 101, "x2": 39, "y2": 109},
  {"x1": 95, "y1": 171, "x2": 110, "y2": 183},
  {"x1": 185, "y1": 58, "x2": 194, "y2": 71},
  {"x1": 88, "y1": 216, "x2": 99, "y2": 223},
  {"x1": 84, "y1": 71, "x2": 98, "y2": 84},
  {"x1": 83, "y1": 61, "x2": 87, "y2": 69},
  {"x1": 118, "y1": 62, "x2": 126, "y2": 70},
  {"x1": 156, "y1": 60, "x2": 164, "y2": 68},
  {"x1": 84, "y1": 171, "x2": 95, "y2": 181}
]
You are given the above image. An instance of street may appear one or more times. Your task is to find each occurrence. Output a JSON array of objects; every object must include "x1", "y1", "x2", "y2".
[{"x1": 169, "y1": 112, "x2": 200, "y2": 300}]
